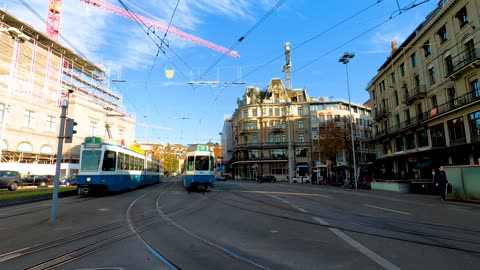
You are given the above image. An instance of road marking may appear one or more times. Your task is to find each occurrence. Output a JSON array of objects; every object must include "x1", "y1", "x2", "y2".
[
  {"x1": 313, "y1": 217, "x2": 400, "y2": 270},
  {"x1": 297, "y1": 207, "x2": 308, "y2": 213},
  {"x1": 363, "y1": 204, "x2": 411, "y2": 215},
  {"x1": 246, "y1": 191, "x2": 333, "y2": 199}
]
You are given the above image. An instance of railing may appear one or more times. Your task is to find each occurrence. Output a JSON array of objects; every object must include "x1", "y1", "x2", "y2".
[
  {"x1": 446, "y1": 48, "x2": 480, "y2": 78},
  {"x1": 375, "y1": 89, "x2": 480, "y2": 137},
  {"x1": 374, "y1": 107, "x2": 391, "y2": 121},
  {"x1": 403, "y1": 85, "x2": 427, "y2": 105}
]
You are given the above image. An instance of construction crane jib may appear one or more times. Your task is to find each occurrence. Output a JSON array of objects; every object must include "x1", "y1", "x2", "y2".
[{"x1": 79, "y1": 0, "x2": 240, "y2": 58}]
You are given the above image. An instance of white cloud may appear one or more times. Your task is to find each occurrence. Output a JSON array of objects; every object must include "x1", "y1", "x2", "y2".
[{"x1": 5, "y1": 0, "x2": 276, "y2": 77}]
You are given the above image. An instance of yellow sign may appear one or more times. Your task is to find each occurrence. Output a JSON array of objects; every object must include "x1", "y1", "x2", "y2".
[{"x1": 130, "y1": 145, "x2": 145, "y2": 155}]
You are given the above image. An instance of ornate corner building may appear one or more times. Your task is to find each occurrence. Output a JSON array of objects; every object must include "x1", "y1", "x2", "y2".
[
  {"x1": 367, "y1": 0, "x2": 480, "y2": 181},
  {"x1": 227, "y1": 78, "x2": 311, "y2": 181}
]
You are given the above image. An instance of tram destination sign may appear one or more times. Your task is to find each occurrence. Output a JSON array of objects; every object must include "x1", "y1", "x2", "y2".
[
  {"x1": 197, "y1": 145, "x2": 208, "y2": 151},
  {"x1": 85, "y1": 137, "x2": 101, "y2": 148}
]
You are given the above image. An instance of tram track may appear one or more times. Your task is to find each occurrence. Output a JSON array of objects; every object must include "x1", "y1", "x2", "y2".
[
  {"x1": 0, "y1": 181, "x2": 176, "y2": 269},
  {"x1": 206, "y1": 189, "x2": 480, "y2": 255}
]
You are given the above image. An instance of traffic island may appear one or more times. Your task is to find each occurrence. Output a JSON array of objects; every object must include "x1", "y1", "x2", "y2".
[{"x1": 0, "y1": 187, "x2": 78, "y2": 207}]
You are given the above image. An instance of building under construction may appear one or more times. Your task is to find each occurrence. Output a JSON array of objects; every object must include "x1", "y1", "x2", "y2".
[{"x1": 0, "y1": 9, "x2": 135, "y2": 176}]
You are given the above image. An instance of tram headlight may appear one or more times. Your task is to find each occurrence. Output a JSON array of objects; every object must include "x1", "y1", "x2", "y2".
[{"x1": 87, "y1": 177, "x2": 91, "y2": 182}]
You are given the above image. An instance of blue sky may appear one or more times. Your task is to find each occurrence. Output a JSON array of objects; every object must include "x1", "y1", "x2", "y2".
[{"x1": 5, "y1": 0, "x2": 437, "y2": 145}]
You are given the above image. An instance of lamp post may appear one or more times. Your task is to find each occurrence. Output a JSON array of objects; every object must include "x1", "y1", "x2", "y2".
[
  {"x1": 339, "y1": 52, "x2": 357, "y2": 190},
  {"x1": 286, "y1": 102, "x2": 294, "y2": 183}
]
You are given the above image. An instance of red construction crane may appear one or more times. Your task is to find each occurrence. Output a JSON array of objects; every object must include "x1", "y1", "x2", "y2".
[
  {"x1": 46, "y1": 0, "x2": 62, "y2": 41},
  {"x1": 80, "y1": 0, "x2": 240, "y2": 58}
]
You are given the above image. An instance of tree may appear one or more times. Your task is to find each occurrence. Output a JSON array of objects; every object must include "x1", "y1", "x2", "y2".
[
  {"x1": 163, "y1": 152, "x2": 178, "y2": 176},
  {"x1": 316, "y1": 120, "x2": 350, "y2": 164}
]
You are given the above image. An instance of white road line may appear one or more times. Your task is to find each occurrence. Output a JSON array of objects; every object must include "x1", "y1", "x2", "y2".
[
  {"x1": 363, "y1": 204, "x2": 411, "y2": 215},
  {"x1": 297, "y1": 207, "x2": 308, "y2": 213},
  {"x1": 313, "y1": 217, "x2": 400, "y2": 270}
]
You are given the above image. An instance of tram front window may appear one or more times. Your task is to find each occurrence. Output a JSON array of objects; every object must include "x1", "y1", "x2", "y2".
[
  {"x1": 195, "y1": 156, "x2": 210, "y2": 171},
  {"x1": 81, "y1": 150, "x2": 102, "y2": 171}
]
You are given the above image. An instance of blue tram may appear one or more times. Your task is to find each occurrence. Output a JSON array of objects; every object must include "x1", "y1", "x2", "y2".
[
  {"x1": 77, "y1": 138, "x2": 163, "y2": 195},
  {"x1": 183, "y1": 146, "x2": 215, "y2": 191}
]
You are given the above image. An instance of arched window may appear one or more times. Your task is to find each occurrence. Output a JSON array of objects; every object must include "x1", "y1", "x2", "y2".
[
  {"x1": 40, "y1": 145, "x2": 54, "y2": 155},
  {"x1": 17, "y1": 142, "x2": 33, "y2": 153}
]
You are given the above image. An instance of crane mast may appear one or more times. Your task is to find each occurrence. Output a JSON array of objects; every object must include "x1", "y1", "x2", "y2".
[
  {"x1": 80, "y1": 0, "x2": 240, "y2": 58},
  {"x1": 282, "y1": 42, "x2": 291, "y2": 90},
  {"x1": 46, "y1": 0, "x2": 63, "y2": 41}
]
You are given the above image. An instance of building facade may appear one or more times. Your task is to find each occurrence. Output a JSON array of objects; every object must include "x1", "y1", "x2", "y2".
[
  {"x1": 367, "y1": 0, "x2": 480, "y2": 181},
  {"x1": 0, "y1": 10, "x2": 135, "y2": 176},
  {"x1": 229, "y1": 78, "x2": 311, "y2": 181},
  {"x1": 310, "y1": 99, "x2": 374, "y2": 182}
]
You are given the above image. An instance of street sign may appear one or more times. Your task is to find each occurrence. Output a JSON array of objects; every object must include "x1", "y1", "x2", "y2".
[{"x1": 84, "y1": 137, "x2": 101, "y2": 148}]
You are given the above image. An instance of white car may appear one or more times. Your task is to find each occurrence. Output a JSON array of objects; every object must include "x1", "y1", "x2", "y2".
[{"x1": 293, "y1": 176, "x2": 310, "y2": 183}]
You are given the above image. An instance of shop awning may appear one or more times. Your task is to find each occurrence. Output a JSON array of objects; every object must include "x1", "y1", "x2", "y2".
[{"x1": 414, "y1": 160, "x2": 434, "y2": 169}]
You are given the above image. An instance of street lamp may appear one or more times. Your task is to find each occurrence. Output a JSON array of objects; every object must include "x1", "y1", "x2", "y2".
[
  {"x1": 286, "y1": 102, "x2": 294, "y2": 183},
  {"x1": 339, "y1": 52, "x2": 357, "y2": 189}
]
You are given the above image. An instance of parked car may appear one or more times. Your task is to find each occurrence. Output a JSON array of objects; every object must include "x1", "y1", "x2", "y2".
[
  {"x1": 60, "y1": 175, "x2": 77, "y2": 186},
  {"x1": 257, "y1": 175, "x2": 276, "y2": 183},
  {"x1": 23, "y1": 175, "x2": 53, "y2": 187},
  {"x1": 0, "y1": 170, "x2": 22, "y2": 191},
  {"x1": 293, "y1": 176, "x2": 310, "y2": 183}
]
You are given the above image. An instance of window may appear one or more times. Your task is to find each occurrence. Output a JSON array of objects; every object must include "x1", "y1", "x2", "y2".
[
  {"x1": 281, "y1": 107, "x2": 286, "y2": 116},
  {"x1": 470, "y1": 79, "x2": 480, "y2": 98},
  {"x1": 395, "y1": 137, "x2": 405, "y2": 152},
  {"x1": 431, "y1": 123, "x2": 446, "y2": 146},
  {"x1": 252, "y1": 108, "x2": 257, "y2": 117},
  {"x1": 252, "y1": 135, "x2": 257, "y2": 143},
  {"x1": 411, "y1": 53, "x2": 417, "y2": 68},
  {"x1": 445, "y1": 55, "x2": 454, "y2": 74},
  {"x1": 318, "y1": 115, "x2": 325, "y2": 123},
  {"x1": 311, "y1": 116, "x2": 317, "y2": 123},
  {"x1": 395, "y1": 91, "x2": 399, "y2": 106},
  {"x1": 430, "y1": 95, "x2": 438, "y2": 109},
  {"x1": 395, "y1": 114, "x2": 400, "y2": 128},
  {"x1": 417, "y1": 103, "x2": 423, "y2": 121},
  {"x1": 372, "y1": 90, "x2": 376, "y2": 100},
  {"x1": 0, "y1": 103, "x2": 5, "y2": 124},
  {"x1": 282, "y1": 134, "x2": 286, "y2": 142},
  {"x1": 275, "y1": 134, "x2": 281, "y2": 143},
  {"x1": 423, "y1": 40, "x2": 431, "y2": 57},
  {"x1": 428, "y1": 67, "x2": 436, "y2": 84},
  {"x1": 400, "y1": 63, "x2": 405, "y2": 76},
  {"x1": 448, "y1": 116, "x2": 466, "y2": 141},
  {"x1": 251, "y1": 150, "x2": 258, "y2": 158},
  {"x1": 298, "y1": 120, "x2": 304, "y2": 129},
  {"x1": 299, "y1": 133, "x2": 304, "y2": 143},
  {"x1": 465, "y1": 39, "x2": 475, "y2": 61},
  {"x1": 334, "y1": 115, "x2": 340, "y2": 122},
  {"x1": 405, "y1": 109, "x2": 411, "y2": 124},
  {"x1": 390, "y1": 72, "x2": 396, "y2": 84},
  {"x1": 406, "y1": 133, "x2": 416, "y2": 150},
  {"x1": 379, "y1": 80, "x2": 386, "y2": 93},
  {"x1": 81, "y1": 150, "x2": 102, "y2": 171},
  {"x1": 243, "y1": 109, "x2": 248, "y2": 118},
  {"x1": 298, "y1": 107, "x2": 303, "y2": 115},
  {"x1": 417, "y1": 129, "x2": 429, "y2": 147},
  {"x1": 102, "y1": 150, "x2": 117, "y2": 171},
  {"x1": 269, "y1": 134, "x2": 274, "y2": 143},
  {"x1": 119, "y1": 129, "x2": 124, "y2": 138},
  {"x1": 89, "y1": 121, "x2": 97, "y2": 136},
  {"x1": 195, "y1": 155, "x2": 210, "y2": 171},
  {"x1": 468, "y1": 110, "x2": 480, "y2": 136},
  {"x1": 456, "y1": 6, "x2": 469, "y2": 28},
  {"x1": 46, "y1": 116, "x2": 56, "y2": 133},
  {"x1": 275, "y1": 108, "x2": 280, "y2": 116},
  {"x1": 295, "y1": 148, "x2": 307, "y2": 157},
  {"x1": 252, "y1": 121, "x2": 258, "y2": 130},
  {"x1": 23, "y1": 110, "x2": 35, "y2": 128},
  {"x1": 438, "y1": 25, "x2": 448, "y2": 43},
  {"x1": 269, "y1": 108, "x2": 273, "y2": 116}
]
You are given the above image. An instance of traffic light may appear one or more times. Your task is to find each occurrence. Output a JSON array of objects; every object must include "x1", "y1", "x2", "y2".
[{"x1": 64, "y1": 118, "x2": 77, "y2": 143}]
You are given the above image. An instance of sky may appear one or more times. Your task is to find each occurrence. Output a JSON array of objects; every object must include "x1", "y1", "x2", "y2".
[{"x1": 4, "y1": 0, "x2": 438, "y2": 145}]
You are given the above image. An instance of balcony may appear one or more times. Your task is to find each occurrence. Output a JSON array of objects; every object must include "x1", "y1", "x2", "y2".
[
  {"x1": 403, "y1": 85, "x2": 427, "y2": 105},
  {"x1": 271, "y1": 127, "x2": 284, "y2": 133},
  {"x1": 239, "y1": 129, "x2": 249, "y2": 135},
  {"x1": 374, "y1": 107, "x2": 391, "y2": 121},
  {"x1": 446, "y1": 48, "x2": 480, "y2": 79}
]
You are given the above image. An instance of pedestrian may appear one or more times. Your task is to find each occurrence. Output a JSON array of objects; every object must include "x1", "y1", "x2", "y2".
[{"x1": 434, "y1": 165, "x2": 448, "y2": 201}]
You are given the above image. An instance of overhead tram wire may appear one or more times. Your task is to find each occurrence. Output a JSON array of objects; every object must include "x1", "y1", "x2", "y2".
[
  {"x1": 199, "y1": 0, "x2": 286, "y2": 81},
  {"x1": 292, "y1": 0, "x2": 431, "y2": 75},
  {"x1": 17, "y1": 0, "x2": 87, "y2": 58},
  {"x1": 206, "y1": 0, "x2": 384, "y2": 109}
]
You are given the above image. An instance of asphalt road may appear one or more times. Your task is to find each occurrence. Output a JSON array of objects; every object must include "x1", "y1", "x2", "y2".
[{"x1": 0, "y1": 177, "x2": 479, "y2": 270}]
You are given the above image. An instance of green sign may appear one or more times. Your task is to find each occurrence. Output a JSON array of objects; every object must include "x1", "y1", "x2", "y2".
[
  {"x1": 85, "y1": 137, "x2": 101, "y2": 148},
  {"x1": 197, "y1": 145, "x2": 208, "y2": 151}
]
